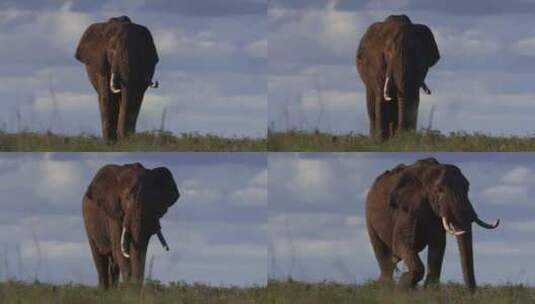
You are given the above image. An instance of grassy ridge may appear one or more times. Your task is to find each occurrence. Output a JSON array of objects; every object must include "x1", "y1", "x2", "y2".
[
  {"x1": 3, "y1": 280, "x2": 533, "y2": 304},
  {"x1": 0, "y1": 131, "x2": 266, "y2": 152},
  {"x1": 267, "y1": 280, "x2": 535, "y2": 304},
  {"x1": 0, "y1": 281, "x2": 267, "y2": 304},
  {"x1": 268, "y1": 130, "x2": 535, "y2": 152}
]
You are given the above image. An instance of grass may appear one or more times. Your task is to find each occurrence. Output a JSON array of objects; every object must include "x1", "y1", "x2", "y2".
[
  {"x1": 267, "y1": 280, "x2": 535, "y2": 304},
  {"x1": 0, "y1": 131, "x2": 266, "y2": 152},
  {"x1": 0, "y1": 280, "x2": 267, "y2": 304},
  {"x1": 2, "y1": 280, "x2": 533, "y2": 303},
  {"x1": 268, "y1": 130, "x2": 535, "y2": 152}
]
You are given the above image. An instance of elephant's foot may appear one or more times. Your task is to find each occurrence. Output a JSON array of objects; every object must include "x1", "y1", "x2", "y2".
[
  {"x1": 398, "y1": 272, "x2": 417, "y2": 290},
  {"x1": 423, "y1": 275, "x2": 440, "y2": 288}
]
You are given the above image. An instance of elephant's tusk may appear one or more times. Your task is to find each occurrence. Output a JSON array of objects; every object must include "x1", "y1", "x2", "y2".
[
  {"x1": 442, "y1": 217, "x2": 466, "y2": 236},
  {"x1": 110, "y1": 73, "x2": 121, "y2": 94},
  {"x1": 474, "y1": 217, "x2": 500, "y2": 229},
  {"x1": 120, "y1": 227, "x2": 130, "y2": 258},
  {"x1": 156, "y1": 230, "x2": 169, "y2": 251},
  {"x1": 150, "y1": 80, "x2": 159, "y2": 89},
  {"x1": 421, "y1": 82, "x2": 431, "y2": 95},
  {"x1": 383, "y1": 76, "x2": 392, "y2": 101}
]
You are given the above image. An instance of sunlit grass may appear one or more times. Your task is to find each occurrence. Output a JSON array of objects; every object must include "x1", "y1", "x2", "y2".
[
  {"x1": 0, "y1": 280, "x2": 267, "y2": 304},
  {"x1": 0, "y1": 131, "x2": 266, "y2": 152},
  {"x1": 268, "y1": 130, "x2": 535, "y2": 152},
  {"x1": 267, "y1": 280, "x2": 535, "y2": 304}
]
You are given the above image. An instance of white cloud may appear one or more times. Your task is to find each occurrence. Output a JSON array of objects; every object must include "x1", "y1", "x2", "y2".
[
  {"x1": 290, "y1": 159, "x2": 334, "y2": 203},
  {"x1": 21, "y1": 240, "x2": 87, "y2": 259},
  {"x1": 501, "y1": 166, "x2": 533, "y2": 185},
  {"x1": 251, "y1": 169, "x2": 267, "y2": 188},
  {"x1": 482, "y1": 185, "x2": 528, "y2": 204},
  {"x1": 434, "y1": 27, "x2": 502, "y2": 57},
  {"x1": 181, "y1": 179, "x2": 221, "y2": 205},
  {"x1": 229, "y1": 187, "x2": 266, "y2": 206},
  {"x1": 508, "y1": 220, "x2": 535, "y2": 232},
  {"x1": 244, "y1": 39, "x2": 267, "y2": 58},
  {"x1": 512, "y1": 36, "x2": 535, "y2": 56},
  {"x1": 475, "y1": 240, "x2": 535, "y2": 256},
  {"x1": 154, "y1": 28, "x2": 236, "y2": 58}
]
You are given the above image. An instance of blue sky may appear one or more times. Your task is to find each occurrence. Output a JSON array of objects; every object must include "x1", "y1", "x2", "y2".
[
  {"x1": 0, "y1": 0, "x2": 266, "y2": 137},
  {"x1": 0, "y1": 153, "x2": 267, "y2": 286},
  {"x1": 269, "y1": 0, "x2": 535, "y2": 135},
  {"x1": 269, "y1": 153, "x2": 535, "y2": 285}
]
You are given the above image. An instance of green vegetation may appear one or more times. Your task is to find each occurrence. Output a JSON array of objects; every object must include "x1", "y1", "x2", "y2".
[
  {"x1": 268, "y1": 130, "x2": 535, "y2": 152},
  {"x1": 267, "y1": 280, "x2": 535, "y2": 304},
  {"x1": 0, "y1": 280, "x2": 267, "y2": 304},
  {"x1": 0, "y1": 131, "x2": 266, "y2": 152},
  {"x1": 2, "y1": 280, "x2": 533, "y2": 303}
]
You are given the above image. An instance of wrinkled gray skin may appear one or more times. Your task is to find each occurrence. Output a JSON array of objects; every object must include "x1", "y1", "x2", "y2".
[
  {"x1": 82, "y1": 163, "x2": 179, "y2": 288},
  {"x1": 365, "y1": 158, "x2": 500, "y2": 291},
  {"x1": 75, "y1": 16, "x2": 159, "y2": 141},
  {"x1": 356, "y1": 15, "x2": 440, "y2": 140}
]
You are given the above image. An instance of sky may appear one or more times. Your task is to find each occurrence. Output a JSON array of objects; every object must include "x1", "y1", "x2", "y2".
[
  {"x1": 269, "y1": 0, "x2": 535, "y2": 135},
  {"x1": 269, "y1": 153, "x2": 535, "y2": 285},
  {"x1": 0, "y1": 153, "x2": 267, "y2": 286},
  {"x1": 0, "y1": 0, "x2": 266, "y2": 137}
]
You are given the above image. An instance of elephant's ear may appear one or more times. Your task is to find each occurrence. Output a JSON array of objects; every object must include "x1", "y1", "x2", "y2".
[
  {"x1": 146, "y1": 167, "x2": 179, "y2": 218},
  {"x1": 85, "y1": 166, "x2": 123, "y2": 220},
  {"x1": 413, "y1": 24, "x2": 440, "y2": 67},
  {"x1": 389, "y1": 171, "x2": 427, "y2": 213},
  {"x1": 138, "y1": 24, "x2": 159, "y2": 65},
  {"x1": 75, "y1": 23, "x2": 108, "y2": 74}
]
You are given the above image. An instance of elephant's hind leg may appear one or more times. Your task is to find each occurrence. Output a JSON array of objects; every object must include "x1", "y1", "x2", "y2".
[{"x1": 368, "y1": 226, "x2": 395, "y2": 282}]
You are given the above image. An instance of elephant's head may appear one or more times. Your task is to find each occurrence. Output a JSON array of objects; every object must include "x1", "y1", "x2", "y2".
[
  {"x1": 389, "y1": 158, "x2": 499, "y2": 290},
  {"x1": 86, "y1": 163, "x2": 179, "y2": 283},
  {"x1": 75, "y1": 16, "x2": 159, "y2": 138},
  {"x1": 382, "y1": 15, "x2": 439, "y2": 105}
]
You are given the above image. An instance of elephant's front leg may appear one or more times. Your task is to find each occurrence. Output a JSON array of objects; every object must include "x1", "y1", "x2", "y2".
[
  {"x1": 374, "y1": 91, "x2": 389, "y2": 140},
  {"x1": 117, "y1": 87, "x2": 144, "y2": 139},
  {"x1": 365, "y1": 88, "x2": 376, "y2": 137},
  {"x1": 424, "y1": 230, "x2": 445, "y2": 287},
  {"x1": 397, "y1": 97, "x2": 419, "y2": 132},
  {"x1": 87, "y1": 239, "x2": 110, "y2": 288},
  {"x1": 97, "y1": 76, "x2": 119, "y2": 141},
  {"x1": 397, "y1": 246, "x2": 425, "y2": 290}
]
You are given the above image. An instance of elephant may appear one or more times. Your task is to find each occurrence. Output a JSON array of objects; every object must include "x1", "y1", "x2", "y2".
[
  {"x1": 82, "y1": 163, "x2": 179, "y2": 288},
  {"x1": 365, "y1": 158, "x2": 499, "y2": 291},
  {"x1": 356, "y1": 15, "x2": 440, "y2": 140},
  {"x1": 75, "y1": 16, "x2": 159, "y2": 141}
]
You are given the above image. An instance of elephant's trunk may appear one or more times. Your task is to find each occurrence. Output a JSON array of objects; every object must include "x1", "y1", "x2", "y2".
[
  {"x1": 131, "y1": 246, "x2": 147, "y2": 284},
  {"x1": 156, "y1": 230, "x2": 170, "y2": 251},
  {"x1": 120, "y1": 227, "x2": 130, "y2": 258},
  {"x1": 457, "y1": 229, "x2": 476, "y2": 291},
  {"x1": 474, "y1": 217, "x2": 500, "y2": 229},
  {"x1": 397, "y1": 97, "x2": 406, "y2": 131},
  {"x1": 149, "y1": 80, "x2": 159, "y2": 88},
  {"x1": 421, "y1": 82, "x2": 431, "y2": 95}
]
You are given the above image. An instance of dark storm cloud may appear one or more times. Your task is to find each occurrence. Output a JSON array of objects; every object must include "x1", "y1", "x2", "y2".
[{"x1": 1, "y1": 0, "x2": 267, "y2": 16}]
